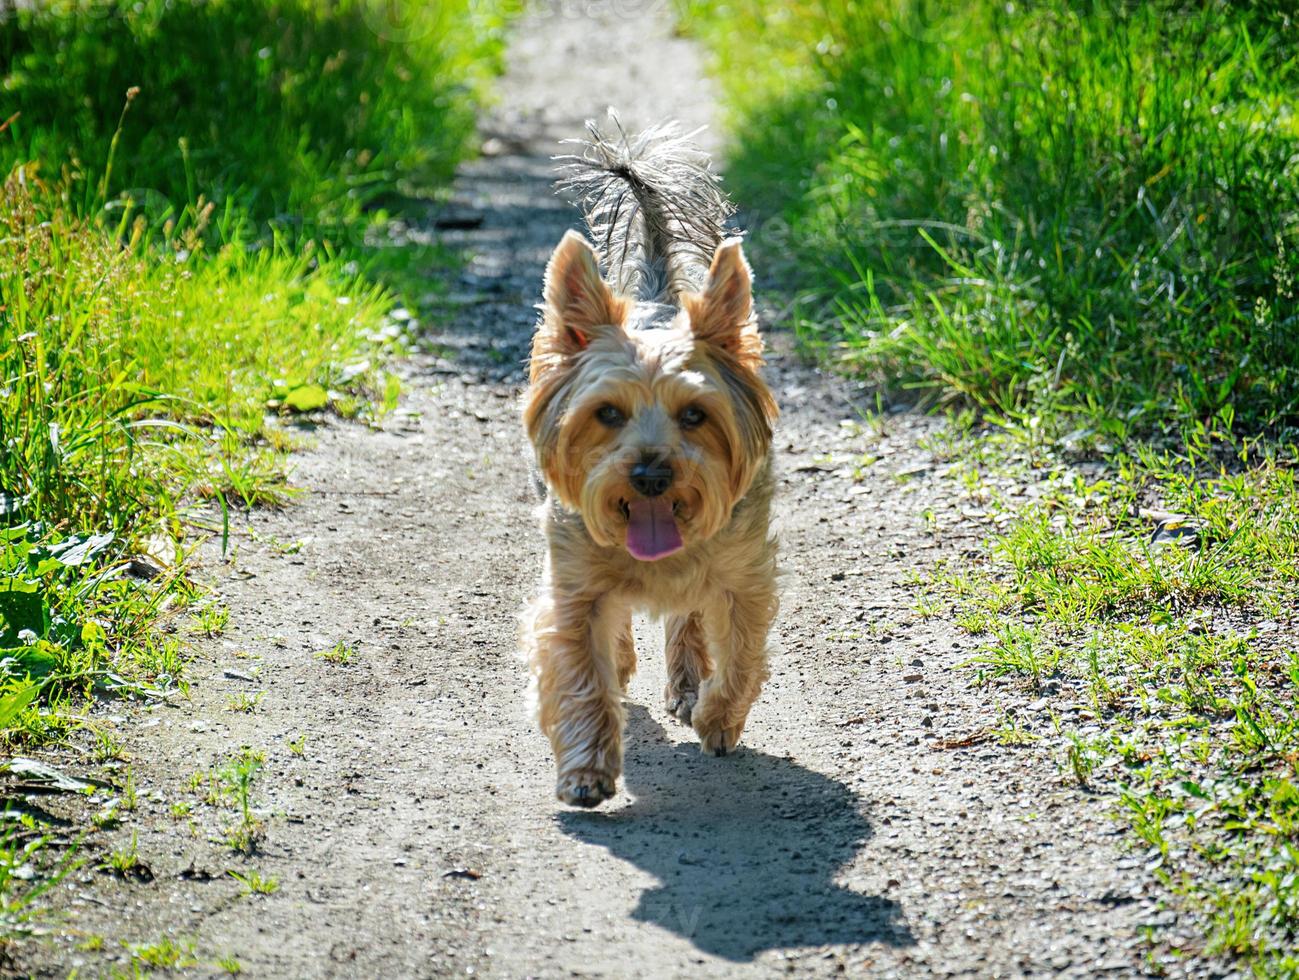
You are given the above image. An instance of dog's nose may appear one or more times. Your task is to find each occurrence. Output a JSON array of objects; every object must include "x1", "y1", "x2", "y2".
[{"x1": 629, "y1": 457, "x2": 673, "y2": 498}]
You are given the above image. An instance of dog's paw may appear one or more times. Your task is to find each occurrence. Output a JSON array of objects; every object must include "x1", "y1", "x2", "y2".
[
  {"x1": 692, "y1": 682, "x2": 749, "y2": 756},
  {"x1": 555, "y1": 768, "x2": 617, "y2": 808},
  {"x1": 692, "y1": 709, "x2": 744, "y2": 758},
  {"x1": 694, "y1": 718, "x2": 744, "y2": 757},
  {"x1": 664, "y1": 684, "x2": 698, "y2": 725}
]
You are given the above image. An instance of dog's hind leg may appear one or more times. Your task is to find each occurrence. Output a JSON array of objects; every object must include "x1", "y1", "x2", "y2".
[
  {"x1": 664, "y1": 612, "x2": 711, "y2": 724},
  {"x1": 528, "y1": 589, "x2": 627, "y2": 808}
]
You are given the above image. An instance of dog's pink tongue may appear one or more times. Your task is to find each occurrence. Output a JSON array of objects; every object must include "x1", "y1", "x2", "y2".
[{"x1": 626, "y1": 498, "x2": 683, "y2": 561}]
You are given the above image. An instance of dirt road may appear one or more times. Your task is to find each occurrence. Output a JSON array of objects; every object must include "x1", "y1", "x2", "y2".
[{"x1": 28, "y1": 4, "x2": 1172, "y2": 977}]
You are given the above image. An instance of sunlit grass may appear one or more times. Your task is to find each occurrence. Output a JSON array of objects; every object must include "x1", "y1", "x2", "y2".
[
  {"x1": 0, "y1": 174, "x2": 397, "y2": 747},
  {"x1": 682, "y1": 0, "x2": 1299, "y2": 435},
  {"x1": 0, "y1": 0, "x2": 506, "y2": 236},
  {"x1": 924, "y1": 424, "x2": 1299, "y2": 971}
]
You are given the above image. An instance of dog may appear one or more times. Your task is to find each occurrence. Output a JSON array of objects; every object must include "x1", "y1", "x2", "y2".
[{"x1": 520, "y1": 118, "x2": 778, "y2": 808}]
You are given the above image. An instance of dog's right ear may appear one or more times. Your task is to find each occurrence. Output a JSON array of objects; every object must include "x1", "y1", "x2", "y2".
[{"x1": 537, "y1": 231, "x2": 628, "y2": 358}]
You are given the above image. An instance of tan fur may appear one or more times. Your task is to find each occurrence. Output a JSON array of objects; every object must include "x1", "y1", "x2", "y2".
[
  {"x1": 522, "y1": 233, "x2": 779, "y2": 807},
  {"x1": 664, "y1": 611, "x2": 710, "y2": 723}
]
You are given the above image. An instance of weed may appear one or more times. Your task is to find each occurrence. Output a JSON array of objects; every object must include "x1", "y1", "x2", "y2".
[
  {"x1": 0, "y1": 7, "x2": 505, "y2": 965},
  {"x1": 965, "y1": 625, "x2": 1058, "y2": 691},
  {"x1": 316, "y1": 642, "x2": 355, "y2": 665},
  {"x1": 0, "y1": 179, "x2": 393, "y2": 750},
  {"x1": 228, "y1": 869, "x2": 279, "y2": 896},
  {"x1": 0, "y1": 0, "x2": 506, "y2": 763},
  {"x1": 0, "y1": 816, "x2": 79, "y2": 942},
  {"x1": 910, "y1": 591, "x2": 944, "y2": 620},
  {"x1": 992, "y1": 713, "x2": 1040, "y2": 747},
  {"x1": 192, "y1": 605, "x2": 231, "y2": 639},
  {"x1": 1063, "y1": 734, "x2": 1104, "y2": 788},
  {"x1": 247, "y1": 530, "x2": 305, "y2": 557},
  {"x1": 91, "y1": 730, "x2": 128, "y2": 764},
  {"x1": 118, "y1": 771, "x2": 138, "y2": 812},
  {"x1": 929, "y1": 431, "x2": 1299, "y2": 968},
  {"x1": 214, "y1": 749, "x2": 266, "y2": 854},
  {"x1": 106, "y1": 963, "x2": 150, "y2": 980},
  {"x1": 127, "y1": 936, "x2": 197, "y2": 970},
  {"x1": 102, "y1": 832, "x2": 140, "y2": 877},
  {"x1": 226, "y1": 692, "x2": 265, "y2": 714}
]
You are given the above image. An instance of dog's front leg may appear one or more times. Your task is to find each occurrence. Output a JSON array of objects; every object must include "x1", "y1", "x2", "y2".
[
  {"x1": 664, "y1": 612, "x2": 711, "y2": 724},
  {"x1": 529, "y1": 589, "x2": 627, "y2": 807},
  {"x1": 691, "y1": 586, "x2": 775, "y2": 756}
]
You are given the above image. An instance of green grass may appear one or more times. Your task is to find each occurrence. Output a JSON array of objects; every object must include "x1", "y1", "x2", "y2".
[
  {"x1": 0, "y1": 815, "x2": 79, "y2": 948},
  {"x1": 315, "y1": 641, "x2": 356, "y2": 665},
  {"x1": 0, "y1": 0, "x2": 504, "y2": 953},
  {"x1": 186, "y1": 748, "x2": 268, "y2": 855},
  {"x1": 226, "y1": 692, "x2": 265, "y2": 714},
  {"x1": 101, "y1": 832, "x2": 142, "y2": 878},
  {"x1": 127, "y1": 935, "x2": 198, "y2": 970},
  {"x1": 916, "y1": 421, "x2": 1299, "y2": 972},
  {"x1": 0, "y1": 177, "x2": 397, "y2": 747},
  {"x1": 0, "y1": 0, "x2": 505, "y2": 236},
  {"x1": 218, "y1": 747, "x2": 266, "y2": 854},
  {"x1": 682, "y1": 0, "x2": 1299, "y2": 436},
  {"x1": 228, "y1": 869, "x2": 278, "y2": 897},
  {"x1": 1, "y1": 0, "x2": 501, "y2": 741},
  {"x1": 685, "y1": 0, "x2": 1299, "y2": 972}
]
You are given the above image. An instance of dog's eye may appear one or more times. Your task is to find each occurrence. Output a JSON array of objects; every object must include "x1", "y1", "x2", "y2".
[
  {"x1": 596, "y1": 404, "x2": 627, "y2": 427},
  {"x1": 679, "y1": 406, "x2": 706, "y2": 429}
]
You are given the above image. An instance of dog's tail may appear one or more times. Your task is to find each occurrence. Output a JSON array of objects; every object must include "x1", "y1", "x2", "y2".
[{"x1": 554, "y1": 113, "x2": 735, "y2": 304}]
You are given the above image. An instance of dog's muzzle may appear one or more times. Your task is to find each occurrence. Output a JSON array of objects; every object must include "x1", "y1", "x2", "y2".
[{"x1": 629, "y1": 457, "x2": 673, "y2": 497}]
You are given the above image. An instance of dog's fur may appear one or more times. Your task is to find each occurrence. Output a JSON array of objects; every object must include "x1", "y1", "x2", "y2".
[{"x1": 521, "y1": 118, "x2": 778, "y2": 807}]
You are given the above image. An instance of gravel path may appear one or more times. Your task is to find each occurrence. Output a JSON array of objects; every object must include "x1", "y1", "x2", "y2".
[{"x1": 26, "y1": 4, "x2": 1170, "y2": 977}]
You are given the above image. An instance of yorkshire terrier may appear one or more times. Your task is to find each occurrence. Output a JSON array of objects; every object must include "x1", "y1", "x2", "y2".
[{"x1": 521, "y1": 118, "x2": 778, "y2": 808}]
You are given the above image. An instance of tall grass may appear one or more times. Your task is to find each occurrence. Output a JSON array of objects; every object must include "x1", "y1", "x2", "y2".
[
  {"x1": 0, "y1": 1, "x2": 503, "y2": 758},
  {"x1": 684, "y1": 0, "x2": 1299, "y2": 437},
  {"x1": 0, "y1": 175, "x2": 392, "y2": 536},
  {"x1": 0, "y1": 0, "x2": 504, "y2": 232}
]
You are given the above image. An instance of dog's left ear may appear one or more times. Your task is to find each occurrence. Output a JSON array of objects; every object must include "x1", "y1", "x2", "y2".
[{"x1": 685, "y1": 239, "x2": 760, "y2": 362}]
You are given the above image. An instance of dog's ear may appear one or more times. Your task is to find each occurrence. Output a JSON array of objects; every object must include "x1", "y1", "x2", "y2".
[
  {"x1": 684, "y1": 239, "x2": 760, "y2": 364},
  {"x1": 538, "y1": 231, "x2": 628, "y2": 357}
]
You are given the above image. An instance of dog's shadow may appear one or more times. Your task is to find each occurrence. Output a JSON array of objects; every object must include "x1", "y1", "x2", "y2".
[{"x1": 557, "y1": 705, "x2": 913, "y2": 962}]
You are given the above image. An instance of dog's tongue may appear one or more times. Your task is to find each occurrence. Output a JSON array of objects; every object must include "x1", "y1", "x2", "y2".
[{"x1": 626, "y1": 498, "x2": 683, "y2": 561}]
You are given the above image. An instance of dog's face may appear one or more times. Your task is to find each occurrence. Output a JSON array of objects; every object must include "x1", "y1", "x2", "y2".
[{"x1": 524, "y1": 231, "x2": 777, "y2": 561}]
